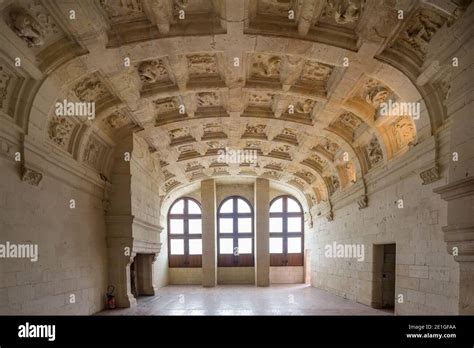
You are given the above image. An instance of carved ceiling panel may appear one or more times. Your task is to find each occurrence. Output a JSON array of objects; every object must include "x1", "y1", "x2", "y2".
[
  {"x1": 4, "y1": 0, "x2": 449, "y2": 208},
  {"x1": 6, "y1": 2, "x2": 64, "y2": 49},
  {"x1": 256, "y1": 0, "x2": 296, "y2": 18},
  {"x1": 318, "y1": 0, "x2": 365, "y2": 29},
  {"x1": 100, "y1": 0, "x2": 145, "y2": 24}
]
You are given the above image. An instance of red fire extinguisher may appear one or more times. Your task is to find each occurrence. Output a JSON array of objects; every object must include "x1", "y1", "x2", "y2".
[{"x1": 106, "y1": 285, "x2": 116, "y2": 309}]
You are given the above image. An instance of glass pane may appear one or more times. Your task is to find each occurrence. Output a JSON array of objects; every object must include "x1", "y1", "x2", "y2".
[
  {"x1": 288, "y1": 217, "x2": 301, "y2": 232},
  {"x1": 288, "y1": 237, "x2": 302, "y2": 253},
  {"x1": 220, "y1": 199, "x2": 234, "y2": 213},
  {"x1": 238, "y1": 218, "x2": 252, "y2": 233},
  {"x1": 188, "y1": 219, "x2": 202, "y2": 234},
  {"x1": 170, "y1": 239, "x2": 184, "y2": 255},
  {"x1": 270, "y1": 198, "x2": 283, "y2": 212},
  {"x1": 237, "y1": 198, "x2": 251, "y2": 213},
  {"x1": 189, "y1": 239, "x2": 202, "y2": 255},
  {"x1": 219, "y1": 218, "x2": 233, "y2": 233},
  {"x1": 219, "y1": 239, "x2": 234, "y2": 254},
  {"x1": 188, "y1": 200, "x2": 201, "y2": 214},
  {"x1": 269, "y1": 217, "x2": 282, "y2": 232},
  {"x1": 238, "y1": 238, "x2": 252, "y2": 254},
  {"x1": 170, "y1": 199, "x2": 184, "y2": 214},
  {"x1": 270, "y1": 238, "x2": 283, "y2": 253},
  {"x1": 170, "y1": 219, "x2": 184, "y2": 234},
  {"x1": 287, "y1": 198, "x2": 301, "y2": 212}
]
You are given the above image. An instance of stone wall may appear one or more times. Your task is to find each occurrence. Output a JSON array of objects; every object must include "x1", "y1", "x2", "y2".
[
  {"x1": 131, "y1": 136, "x2": 167, "y2": 289},
  {"x1": 270, "y1": 267, "x2": 304, "y2": 284},
  {"x1": 169, "y1": 268, "x2": 202, "y2": 285},
  {"x1": 311, "y1": 160, "x2": 460, "y2": 314},
  {"x1": 0, "y1": 156, "x2": 108, "y2": 314}
]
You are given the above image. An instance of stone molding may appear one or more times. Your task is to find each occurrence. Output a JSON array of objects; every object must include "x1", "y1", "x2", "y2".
[
  {"x1": 434, "y1": 176, "x2": 474, "y2": 201},
  {"x1": 133, "y1": 216, "x2": 163, "y2": 234}
]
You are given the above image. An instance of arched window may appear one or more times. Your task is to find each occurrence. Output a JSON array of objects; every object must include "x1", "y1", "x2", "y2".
[
  {"x1": 217, "y1": 196, "x2": 254, "y2": 267},
  {"x1": 168, "y1": 197, "x2": 202, "y2": 268},
  {"x1": 269, "y1": 195, "x2": 303, "y2": 266}
]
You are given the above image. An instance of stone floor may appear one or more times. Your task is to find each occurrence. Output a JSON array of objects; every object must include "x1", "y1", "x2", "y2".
[{"x1": 98, "y1": 284, "x2": 392, "y2": 315}]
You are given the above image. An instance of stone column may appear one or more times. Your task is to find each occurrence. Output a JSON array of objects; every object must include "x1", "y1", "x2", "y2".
[
  {"x1": 201, "y1": 179, "x2": 217, "y2": 287},
  {"x1": 255, "y1": 178, "x2": 270, "y2": 286},
  {"x1": 105, "y1": 136, "x2": 136, "y2": 307},
  {"x1": 105, "y1": 218, "x2": 136, "y2": 308},
  {"x1": 432, "y1": 8, "x2": 474, "y2": 314},
  {"x1": 434, "y1": 178, "x2": 474, "y2": 314}
]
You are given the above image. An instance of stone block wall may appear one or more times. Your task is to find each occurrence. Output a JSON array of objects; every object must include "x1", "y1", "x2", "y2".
[
  {"x1": 131, "y1": 136, "x2": 167, "y2": 289},
  {"x1": 217, "y1": 267, "x2": 255, "y2": 284},
  {"x1": 270, "y1": 266, "x2": 304, "y2": 284},
  {"x1": 169, "y1": 268, "x2": 202, "y2": 285},
  {"x1": 311, "y1": 168, "x2": 459, "y2": 314},
  {"x1": 0, "y1": 157, "x2": 108, "y2": 314}
]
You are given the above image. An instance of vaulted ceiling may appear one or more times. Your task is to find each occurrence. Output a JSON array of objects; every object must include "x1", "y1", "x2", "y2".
[{"x1": 0, "y1": 0, "x2": 468, "y2": 213}]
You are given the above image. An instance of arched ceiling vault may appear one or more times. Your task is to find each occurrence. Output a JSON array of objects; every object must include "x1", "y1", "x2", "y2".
[{"x1": 0, "y1": 0, "x2": 468, "y2": 215}]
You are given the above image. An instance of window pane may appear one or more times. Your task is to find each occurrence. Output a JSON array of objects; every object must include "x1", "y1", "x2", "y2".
[
  {"x1": 170, "y1": 219, "x2": 184, "y2": 234},
  {"x1": 288, "y1": 237, "x2": 302, "y2": 253},
  {"x1": 219, "y1": 239, "x2": 234, "y2": 254},
  {"x1": 219, "y1": 218, "x2": 233, "y2": 233},
  {"x1": 220, "y1": 199, "x2": 234, "y2": 213},
  {"x1": 287, "y1": 217, "x2": 301, "y2": 232},
  {"x1": 237, "y1": 198, "x2": 251, "y2": 213},
  {"x1": 270, "y1": 238, "x2": 283, "y2": 253},
  {"x1": 188, "y1": 200, "x2": 201, "y2": 214},
  {"x1": 189, "y1": 239, "x2": 202, "y2": 255},
  {"x1": 170, "y1": 199, "x2": 184, "y2": 214},
  {"x1": 270, "y1": 198, "x2": 283, "y2": 212},
  {"x1": 269, "y1": 217, "x2": 282, "y2": 232},
  {"x1": 287, "y1": 198, "x2": 301, "y2": 212},
  {"x1": 170, "y1": 239, "x2": 184, "y2": 255},
  {"x1": 188, "y1": 219, "x2": 202, "y2": 234},
  {"x1": 238, "y1": 218, "x2": 252, "y2": 233},
  {"x1": 238, "y1": 238, "x2": 252, "y2": 254}
]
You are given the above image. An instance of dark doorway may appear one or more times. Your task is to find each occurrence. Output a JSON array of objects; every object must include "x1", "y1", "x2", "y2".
[
  {"x1": 130, "y1": 259, "x2": 137, "y2": 298},
  {"x1": 372, "y1": 243, "x2": 396, "y2": 310}
]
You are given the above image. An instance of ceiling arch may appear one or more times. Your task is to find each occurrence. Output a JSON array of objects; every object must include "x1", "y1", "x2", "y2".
[{"x1": 0, "y1": 0, "x2": 466, "y2": 215}]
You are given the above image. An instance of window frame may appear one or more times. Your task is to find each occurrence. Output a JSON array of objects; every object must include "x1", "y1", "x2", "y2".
[
  {"x1": 167, "y1": 197, "x2": 202, "y2": 268},
  {"x1": 269, "y1": 195, "x2": 304, "y2": 266},
  {"x1": 217, "y1": 196, "x2": 255, "y2": 267}
]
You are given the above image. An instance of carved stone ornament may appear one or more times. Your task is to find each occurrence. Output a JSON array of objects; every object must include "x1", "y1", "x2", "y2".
[
  {"x1": 366, "y1": 136, "x2": 383, "y2": 166},
  {"x1": 137, "y1": 60, "x2": 167, "y2": 84},
  {"x1": 420, "y1": 166, "x2": 440, "y2": 185},
  {"x1": 0, "y1": 65, "x2": 12, "y2": 109},
  {"x1": 8, "y1": 8, "x2": 45, "y2": 47},
  {"x1": 49, "y1": 116, "x2": 75, "y2": 149},
  {"x1": 251, "y1": 54, "x2": 281, "y2": 79},
  {"x1": 357, "y1": 195, "x2": 368, "y2": 209},
  {"x1": 21, "y1": 166, "x2": 43, "y2": 186},
  {"x1": 324, "y1": 0, "x2": 363, "y2": 25},
  {"x1": 326, "y1": 211, "x2": 334, "y2": 222}
]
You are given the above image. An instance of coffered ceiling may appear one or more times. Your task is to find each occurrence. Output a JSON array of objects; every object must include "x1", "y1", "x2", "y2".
[{"x1": 0, "y1": 0, "x2": 467, "y2": 212}]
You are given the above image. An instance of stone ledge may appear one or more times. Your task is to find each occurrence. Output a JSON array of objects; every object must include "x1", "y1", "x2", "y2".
[{"x1": 433, "y1": 176, "x2": 474, "y2": 201}]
